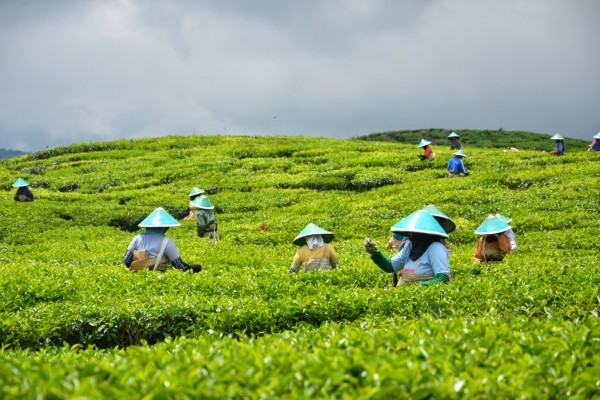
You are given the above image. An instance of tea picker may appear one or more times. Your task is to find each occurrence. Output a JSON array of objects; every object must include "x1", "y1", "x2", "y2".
[
  {"x1": 550, "y1": 133, "x2": 564, "y2": 156},
  {"x1": 447, "y1": 149, "x2": 469, "y2": 178},
  {"x1": 289, "y1": 223, "x2": 340, "y2": 273},
  {"x1": 123, "y1": 207, "x2": 202, "y2": 273},
  {"x1": 588, "y1": 132, "x2": 600, "y2": 151},
  {"x1": 183, "y1": 187, "x2": 205, "y2": 220},
  {"x1": 364, "y1": 210, "x2": 452, "y2": 286},
  {"x1": 447, "y1": 131, "x2": 462, "y2": 150},
  {"x1": 193, "y1": 195, "x2": 220, "y2": 241},
  {"x1": 417, "y1": 139, "x2": 436, "y2": 161},
  {"x1": 473, "y1": 215, "x2": 517, "y2": 263},
  {"x1": 12, "y1": 178, "x2": 34, "y2": 202}
]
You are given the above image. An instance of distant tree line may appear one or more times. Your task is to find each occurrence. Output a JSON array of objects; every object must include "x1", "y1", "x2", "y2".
[{"x1": 355, "y1": 128, "x2": 589, "y2": 150}]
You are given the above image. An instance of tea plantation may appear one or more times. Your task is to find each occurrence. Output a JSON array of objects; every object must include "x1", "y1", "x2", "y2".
[{"x1": 0, "y1": 134, "x2": 598, "y2": 399}]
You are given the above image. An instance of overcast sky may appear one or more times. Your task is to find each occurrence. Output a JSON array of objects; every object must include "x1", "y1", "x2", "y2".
[{"x1": 1, "y1": 0, "x2": 599, "y2": 152}]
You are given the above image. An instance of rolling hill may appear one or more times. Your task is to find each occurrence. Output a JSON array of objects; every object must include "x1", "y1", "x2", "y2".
[{"x1": 0, "y1": 133, "x2": 598, "y2": 398}]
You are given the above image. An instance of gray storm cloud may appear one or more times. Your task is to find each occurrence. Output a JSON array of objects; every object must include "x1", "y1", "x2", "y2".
[{"x1": 1, "y1": 0, "x2": 599, "y2": 151}]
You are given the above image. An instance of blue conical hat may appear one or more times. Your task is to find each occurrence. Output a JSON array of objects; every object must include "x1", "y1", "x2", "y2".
[
  {"x1": 495, "y1": 214, "x2": 512, "y2": 224},
  {"x1": 447, "y1": 132, "x2": 460, "y2": 138},
  {"x1": 422, "y1": 204, "x2": 456, "y2": 233},
  {"x1": 191, "y1": 195, "x2": 214, "y2": 210},
  {"x1": 593, "y1": 132, "x2": 600, "y2": 139},
  {"x1": 138, "y1": 207, "x2": 181, "y2": 228},
  {"x1": 12, "y1": 178, "x2": 29, "y2": 187},
  {"x1": 417, "y1": 139, "x2": 432, "y2": 148},
  {"x1": 550, "y1": 133, "x2": 564, "y2": 140},
  {"x1": 189, "y1": 187, "x2": 204, "y2": 197},
  {"x1": 474, "y1": 216, "x2": 510, "y2": 235},
  {"x1": 390, "y1": 210, "x2": 448, "y2": 238},
  {"x1": 453, "y1": 149, "x2": 467, "y2": 157},
  {"x1": 293, "y1": 223, "x2": 334, "y2": 246}
]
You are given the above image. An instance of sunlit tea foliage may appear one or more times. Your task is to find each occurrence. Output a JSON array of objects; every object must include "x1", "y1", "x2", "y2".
[{"x1": 0, "y1": 134, "x2": 598, "y2": 398}]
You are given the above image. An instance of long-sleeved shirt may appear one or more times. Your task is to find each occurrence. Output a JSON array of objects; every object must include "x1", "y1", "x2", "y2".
[
  {"x1": 197, "y1": 209, "x2": 217, "y2": 233},
  {"x1": 123, "y1": 230, "x2": 189, "y2": 270},
  {"x1": 447, "y1": 156, "x2": 467, "y2": 174},
  {"x1": 554, "y1": 141, "x2": 564, "y2": 155},
  {"x1": 289, "y1": 244, "x2": 339, "y2": 273},
  {"x1": 504, "y1": 228, "x2": 518, "y2": 253},
  {"x1": 449, "y1": 139, "x2": 462, "y2": 150},
  {"x1": 473, "y1": 234, "x2": 512, "y2": 263},
  {"x1": 423, "y1": 146, "x2": 435, "y2": 160},
  {"x1": 390, "y1": 241, "x2": 450, "y2": 277}
]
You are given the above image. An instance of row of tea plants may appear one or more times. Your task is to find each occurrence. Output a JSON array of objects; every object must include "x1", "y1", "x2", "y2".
[{"x1": 0, "y1": 134, "x2": 598, "y2": 398}]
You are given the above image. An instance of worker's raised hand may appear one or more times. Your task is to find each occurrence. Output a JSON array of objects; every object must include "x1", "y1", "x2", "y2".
[{"x1": 364, "y1": 238, "x2": 379, "y2": 255}]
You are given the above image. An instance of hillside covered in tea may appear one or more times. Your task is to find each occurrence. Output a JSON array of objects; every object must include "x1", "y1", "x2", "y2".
[{"x1": 0, "y1": 134, "x2": 598, "y2": 398}]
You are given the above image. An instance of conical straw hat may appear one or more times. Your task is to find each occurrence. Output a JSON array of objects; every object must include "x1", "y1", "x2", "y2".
[
  {"x1": 474, "y1": 216, "x2": 510, "y2": 235},
  {"x1": 189, "y1": 187, "x2": 205, "y2": 197},
  {"x1": 447, "y1": 132, "x2": 460, "y2": 138},
  {"x1": 138, "y1": 207, "x2": 181, "y2": 228},
  {"x1": 417, "y1": 139, "x2": 432, "y2": 148},
  {"x1": 12, "y1": 178, "x2": 29, "y2": 187},
  {"x1": 422, "y1": 204, "x2": 456, "y2": 233},
  {"x1": 453, "y1": 149, "x2": 467, "y2": 157},
  {"x1": 495, "y1": 214, "x2": 512, "y2": 224},
  {"x1": 593, "y1": 132, "x2": 600, "y2": 139},
  {"x1": 550, "y1": 133, "x2": 564, "y2": 140},
  {"x1": 390, "y1": 210, "x2": 448, "y2": 238},
  {"x1": 293, "y1": 223, "x2": 334, "y2": 246},
  {"x1": 191, "y1": 195, "x2": 214, "y2": 210}
]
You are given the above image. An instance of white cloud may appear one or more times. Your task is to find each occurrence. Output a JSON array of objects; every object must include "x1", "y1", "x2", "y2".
[{"x1": 0, "y1": 0, "x2": 599, "y2": 151}]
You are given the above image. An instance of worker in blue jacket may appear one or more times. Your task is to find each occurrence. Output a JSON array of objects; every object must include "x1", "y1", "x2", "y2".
[{"x1": 447, "y1": 149, "x2": 469, "y2": 178}]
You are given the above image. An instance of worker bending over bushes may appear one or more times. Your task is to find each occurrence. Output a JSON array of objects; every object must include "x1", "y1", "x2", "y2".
[{"x1": 123, "y1": 207, "x2": 202, "y2": 273}]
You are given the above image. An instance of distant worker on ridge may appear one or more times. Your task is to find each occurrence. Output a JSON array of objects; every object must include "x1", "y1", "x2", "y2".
[
  {"x1": 550, "y1": 133, "x2": 565, "y2": 156},
  {"x1": 123, "y1": 207, "x2": 202, "y2": 273},
  {"x1": 417, "y1": 139, "x2": 436, "y2": 161},
  {"x1": 447, "y1": 149, "x2": 469, "y2": 178},
  {"x1": 588, "y1": 132, "x2": 600, "y2": 152},
  {"x1": 447, "y1": 132, "x2": 462, "y2": 150},
  {"x1": 12, "y1": 178, "x2": 34, "y2": 202},
  {"x1": 289, "y1": 223, "x2": 340, "y2": 273}
]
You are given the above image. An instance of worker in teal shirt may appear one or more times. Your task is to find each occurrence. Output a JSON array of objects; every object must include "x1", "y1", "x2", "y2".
[{"x1": 365, "y1": 210, "x2": 451, "y2": 287}]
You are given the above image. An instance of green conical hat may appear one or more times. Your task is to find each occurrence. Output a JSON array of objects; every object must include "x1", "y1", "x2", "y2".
[
  {"x1": 447, "y1": 132, "x2": 460, "y2": 138},
  {"x1": 474, "y1": 216, "x2": 510, "y2": 235},
  {"x1": 550, "y1": 133, "x2": 564, "y2": 140},
  {"x1": 139, "y1": 207, "x2": 181, "y2": 228},
  {"x1": 593, "y1": 132, "x2": 600, "y2": 139},
  {"x1": 453, "y1": 149, "x2": 467, "y2": 157},
  {"x1": 191, "y1": 195, "x2": 214, "y2": 210},
  {"x1": 417, "y1": 139, "x2": 432, "y2": 148},
  {"x1": 189, "y1": 187, "x2": 204, "y2": 197},
  {"x1": 390, "y1": 210, "x2": 448, "y2": 238},
  {"x1": 12, "y1": 178, "x2": 29, "y2": 187},
  {"x1": 495, "y1": 214, "x2": 512, "y2": 224},
  {"x1": 422, "y1": 204, "x2": 456, "y2": 233},
  {"x1": 293, "y1": 223, "x2": 334, "y2": 246}
]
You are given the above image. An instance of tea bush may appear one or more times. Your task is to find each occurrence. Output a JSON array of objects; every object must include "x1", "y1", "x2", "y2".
[{"x1": 0, "y1": 135, "x2": 598, "y2": 398}]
